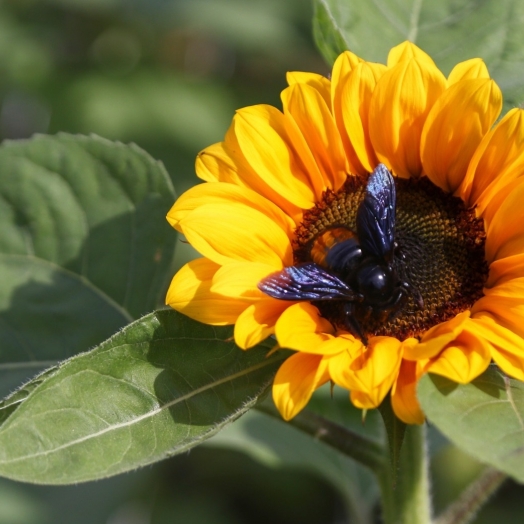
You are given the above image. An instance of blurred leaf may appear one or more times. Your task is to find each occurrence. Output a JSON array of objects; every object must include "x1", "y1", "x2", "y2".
[
  {"x1": 0, "y1": 134, "x2": 176, "y2": 394},
  {"x1": 419, "y1": 366, "x2": 524, "y2": 483},
  {"x1": 0, "y1": 478, "x2": 50, "y2": 524},
  {"x1": 0, "y1": 467, "x2": 155, "y2": 524},
  {"x1": 0, "y1": 309, "x2": 286, "y2": 484},
  {"x1": 63, "y1": 72, "x2": 235, "y2": 151},
  {"x1": 42, "y1": 0, "x2": 120, "y2": 12},
  {"x1": 312, "y1": 0, "x2": 524, "y2": 108},
  {"x1": 209, "y1": 387, "x2": 381, "y2": 524},
  {"x1": 179, "y1": 0, "x2": 305, "y2": 53},
  {"x1": 0, "y1": 10, "x2": 53, "y2": 87}
]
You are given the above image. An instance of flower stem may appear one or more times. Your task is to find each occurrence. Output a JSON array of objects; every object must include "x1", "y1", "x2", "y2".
[
  {"x1": 255, "y1": 401, "x2": 387, "y2": 473},
  {"x1": 434, "y1": 467, "x2": 507, "y2": 524},
  {"x1": 377, "y1": 423, "x2": 432, "y2": 524}
]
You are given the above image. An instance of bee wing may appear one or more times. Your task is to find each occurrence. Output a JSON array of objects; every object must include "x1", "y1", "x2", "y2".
[
  {"x1": 356, "y1": 163, "x2": 396, "y2": 258},
  {"x1": 258, "y1": 263, "x2": 359, "y2": 301}
]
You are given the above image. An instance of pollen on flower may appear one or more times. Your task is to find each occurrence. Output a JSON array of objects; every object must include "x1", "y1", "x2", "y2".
[{"x1": 294, "y1": 174, "x2": 488, "y2": 340}]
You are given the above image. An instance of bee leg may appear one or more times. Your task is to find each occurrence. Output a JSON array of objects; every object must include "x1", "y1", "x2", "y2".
[
  {"x1": 393, "y1": 241, "x2": 406, "y2": 260},
  {"x1": 343, "y1": 302, "x2": 368, "y2": 345},
  {"x1": 375, "y1": 307, "x2": 392, "y2": 324},
  {"x1": 359, "y1": 304, "x2": 374, "y2": 323},
  {"x1": 375, "y1": 288, "x2": 406, "y2": 323}
]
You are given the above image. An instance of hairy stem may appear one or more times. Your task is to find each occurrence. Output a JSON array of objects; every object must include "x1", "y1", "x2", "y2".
[
  {"x1": 435, "y1": 467, "x2": 507, "y2": 524},
  {"x1": 378, "y1": 423, "x2": 432, "y2": 524}
]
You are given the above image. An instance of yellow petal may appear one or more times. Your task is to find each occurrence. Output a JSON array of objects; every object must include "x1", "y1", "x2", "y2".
[
  {"x1": 273, "y1": 352, "x2": 330, "y2": 420},
  {"x1": 322, "y1": 334, "x2": 362, "y2": 355},
  {"x1": 275, "y1": 302, "x2": 335, "y2": 353},
  {"x1": 286, "y1": 71, "x2": 331, "y2": 108},
  {"x1": 179, "y1": 202, "x2": 293, "y2": 268},
  {"x1": 400, "y1": 337, "x2": 420, "y2": 358},
  {"x1": 468, "y1": 315, "x2": 524, "y2": 381},
  {"x1": 279, "y1": 110, "x2": 327, "y2": 199},
  {"x1": 282, "y1": 83, "x2": 348, "y2": 191},
  {"x1": 327, "y1": 349, "x2": 354, "y2": 390},
  {"x1": 421, "y1": 79, "x2": 502, "y2": 193},
  {"x1": 447, "y1": 58, "x2": 489, "y2": 86},
  {"x1": 327, "y1": 337, "x2": 367, "y2": 390},
  {"x1": 166, "y1": 258, "x2": 248, "y2": 325},
  {"x1": 460, "y1": 109, "x2": 524, "y2": 210},
  {"x1": 369, "y1": 57, "x2": 446, "y2": 178},
  {"x1": 195, "y1": 142, "x2": 242, "y2": 184},
  {"x1": 208, "y1": 262, "x2": 306, "y2": 352},
  {"x1": 232, "y1": 105, "x2": 318, "y2": 209},
  {"x1": 404, "y1": 311, "x2": 471, "y2": 360},
  {"x1": 331, "y1": 50, "x2": 366, "y2": 174},
  {"x1": 350, "y1": 390, "x2": 376, "y2": 410},
  {"x1": 487, "y1": 253, "x2": 524, "y2": 288},
  {"x1": 472, "y1": 280, "x2": 524, "y2": 340},
  {"x1": 354, "y1": 336, "x2": 403, "y2": 389},
  {"x1": 234, "y1": 299, "x2": 291, "y2": 349},
  {"x1": 222, "y1": 124, "x2": 303, "y2": 222},
  {"x1": 339, "y1": 61, "x2": 386, "y2": 172},
  {"x1": 483, "y1": 277, "x2": 524, "y2": 297},
  {"x1": 484, "y1": 180, "x2": 524, "y2": 263},
  {"x1": 167, "y1": 182, "x2": 294, "y2": 237},
  {"x1": 481, "y1": 177, "x2": 524, "y2": 234},
  {"x1": 387, "y1": 42, "x2": 438, "y2": 67},
  {"x1": 211, "y1": 261, "x2": 279, "y2": 299},
  {"x1": 331, "y1": 50, "x2": 362, "y2": 102},
  {"x1": 425, "y1": 329, "x2": 491, "y2": 384},
  {"x1": 391, "y1": 359, "x2": 425, "y2": 425},
  {"x1": 349, "y1": 336, "x2": 403, "y2": 408}
]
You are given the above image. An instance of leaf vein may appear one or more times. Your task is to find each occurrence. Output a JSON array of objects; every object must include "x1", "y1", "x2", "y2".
[
  {"x1": 459, "y1": 399, "x2": 510, "y2": 421},
  {"x1": 317, "y1": 0, "x2": 351, "y2": 48},
  {"x1": 504, "y1": 375, "x2": 524, "y2": 430}
]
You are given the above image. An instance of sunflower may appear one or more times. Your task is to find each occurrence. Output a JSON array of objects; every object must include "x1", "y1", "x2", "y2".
[{"x1": 166, "y1": 42, "x2": 524, "y2": 425}]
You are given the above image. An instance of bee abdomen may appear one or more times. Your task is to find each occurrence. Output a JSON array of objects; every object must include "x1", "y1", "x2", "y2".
[{"x1": 310, "y1": 227, "x2": 362, "y2": 273}]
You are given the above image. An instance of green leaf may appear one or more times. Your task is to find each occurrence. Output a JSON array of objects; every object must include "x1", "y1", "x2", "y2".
[
  {"x1": 418, "y1": 366, "x2": 524, "y2": 483},
  {"x1": 0, "y1": 309, "x2": 286, "y2": 484},
  {"x1": 312, "y1": 0, "x2": 353, "y2": 65},
  {"x1": 0, "y1": 366, "x2": 58, "y2": 426},
  {"x1": 0, "y1": 255, "x2": 130, "y2": 363},
  {"x1": 0, "y1": 134, "x2": 176, "y2": 393},
  {"x1": 312, "y1": 0, "x2": 524, "y2": 108}
]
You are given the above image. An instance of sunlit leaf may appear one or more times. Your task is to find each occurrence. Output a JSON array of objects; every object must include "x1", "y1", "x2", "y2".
[
  {"x1": 0, "y1": 310, "x2": 286, "y2": 484},
  {"x1": 0, "y1": 134, "x2": 176, "y2": 395},
  {"x1": 418, "y1": 366, "x2": 524, "y2": 483},
  {"x1": 313, "y1": 0, "x2": 524, "y2": 109}
]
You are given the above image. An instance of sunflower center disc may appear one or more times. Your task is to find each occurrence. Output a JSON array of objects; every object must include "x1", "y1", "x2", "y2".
[{"x1": 294, "y1": 175, "x2": 488, "y2": 340}]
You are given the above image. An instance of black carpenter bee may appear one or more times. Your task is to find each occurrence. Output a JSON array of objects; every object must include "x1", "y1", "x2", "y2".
[{"x1": 257, "y1": 163, "x2": 423, "y2": 345}]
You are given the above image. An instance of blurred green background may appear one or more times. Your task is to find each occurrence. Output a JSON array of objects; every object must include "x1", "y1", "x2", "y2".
[{"x1": 0, "y1": 0, "x2": 523, "y2": 522}]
